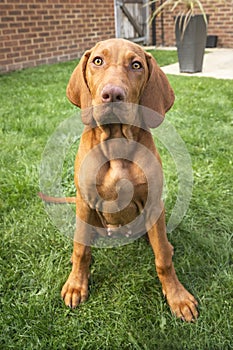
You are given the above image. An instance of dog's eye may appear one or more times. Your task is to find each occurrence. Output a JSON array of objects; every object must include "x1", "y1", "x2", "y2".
[
  {"x1": 131, "y1": 61, "x2": 142, "y2": 70},
  {"x1": 93, "y1": 57, "x2": 103, "y2": 66}
]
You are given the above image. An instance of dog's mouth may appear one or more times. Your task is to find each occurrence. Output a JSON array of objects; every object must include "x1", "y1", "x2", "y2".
[
  {"x1": 93, "y1": 102, "x2": 125, "y2": 125},
  {"x1": 93, "y1": 102, "x2": 140, "y2": 127}
]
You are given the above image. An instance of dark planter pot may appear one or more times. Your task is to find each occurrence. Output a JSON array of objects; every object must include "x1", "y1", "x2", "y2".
[
  {"x1": 206, "y1": 35, "x2": 218, "y2": 48},
  {"x1": 175, "y1": 15, "x2": 207, "y2": 73}
]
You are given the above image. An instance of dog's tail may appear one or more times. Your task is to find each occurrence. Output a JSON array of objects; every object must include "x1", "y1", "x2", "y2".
[{"x1": 38, "y1": 192, "x2": 76, "y2": 204}]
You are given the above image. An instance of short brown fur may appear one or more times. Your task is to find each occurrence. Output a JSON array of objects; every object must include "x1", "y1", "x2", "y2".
[{"x1": 46, "y1": 39, "x2": 198, "y2": 322}]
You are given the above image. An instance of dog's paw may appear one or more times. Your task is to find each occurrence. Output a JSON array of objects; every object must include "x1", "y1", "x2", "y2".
[
  {"x1": 165, "y1": 285, "x2": 198, "y2": 322},
  {"x1": 61, "y1": 272, "x2": 89, "y2": 308}
]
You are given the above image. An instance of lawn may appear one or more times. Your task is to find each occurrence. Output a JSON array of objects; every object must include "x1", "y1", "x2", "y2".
[{"x1": 0, "y1": 51, "x2": 232, "y2": 349}]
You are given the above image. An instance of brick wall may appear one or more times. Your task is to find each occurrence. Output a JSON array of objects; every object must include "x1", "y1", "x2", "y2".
[
  {"x1": 1, "y1": 0, "x2": 232, "y2": 73},
  {"x1": 0, "y1": 0, "x2": 115, "y2": 73},
  {"x1": 154, "y1": 0, "x2": 233, "y2": 48}
]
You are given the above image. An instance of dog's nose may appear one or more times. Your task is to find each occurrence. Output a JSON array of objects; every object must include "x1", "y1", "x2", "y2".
[{"x1": 101, "y1": 84, "x2": 125, "y2": 103}]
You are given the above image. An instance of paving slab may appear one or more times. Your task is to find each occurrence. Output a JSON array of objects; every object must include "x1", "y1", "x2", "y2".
[{"x1": 160, "y1": 48, "x2": 233, "y2": 79}]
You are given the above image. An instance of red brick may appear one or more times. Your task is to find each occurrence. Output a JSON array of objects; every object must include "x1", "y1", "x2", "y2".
[
  {"x1": 20, "y1": 39, "x2": 32, "y2": 45},
  {"x1": 47, "y1": 57, "x2": 59, "y2": 64},
  {"x1": 2, "y1": 29, "x2": 16, "y2": 35},
  {"x1": 0, "y1": 59, "x2": 13, "y2": 67},
  {"x1": 28, "y1": 54, "x2": 40, "y2": 61},
  {"x1": 1, "y1": 16, "x2": 15, "y2": 22},
  {"x1": 5, "y1": 41, "x2": 18, "y2": 47},
  {"x1": 1, "y1": 47, "x2": 12, "y2": 54},
  {"x1": 15, "y1": 56, "x2": 29, "y2": 63},
  {"x1": 7, "y1": 52, "x2": 19, "y2": 59},
  {"x1": 37, "y1": 10, "x2": 47, "y2": 15},
  {"x1": 9, "y1": 11, "x2": 22, "y2": 16},
  {"x1": 33, "y1": 38, "x2": 45, "y2": 43},
  {"x1": 27, "y1": 33, "x2": 37, "y2": 39},
  {"x1": 16, "y1": 16, "x2": 29, "y2": 22},
  {"x1": 38, "y1": 32, "x2": 50, "y2": 37},
  {"x1": 0, "y1": 4, "x2": 13, "y2": 10},
  {"x1": 36, "y1": 59, "x2": 48, "y2": 65},
  {"x1": 17, "y1": 5, "x2": 28, "y2": 10},
  {"x1": 40, "y1": 53, "x2": 52, "y2": 58}
]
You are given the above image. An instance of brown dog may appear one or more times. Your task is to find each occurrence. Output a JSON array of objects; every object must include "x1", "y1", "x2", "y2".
[{"x1": 49, "y1": 39, "x2": 198, "y2": 321}]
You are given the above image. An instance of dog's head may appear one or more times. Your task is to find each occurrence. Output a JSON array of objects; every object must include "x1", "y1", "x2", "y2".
[{"x1": 66, "y1": 38, "x2": 175, "y2": 128}]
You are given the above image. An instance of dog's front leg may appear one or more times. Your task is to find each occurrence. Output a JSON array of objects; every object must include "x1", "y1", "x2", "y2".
[
  {"x1": 147, "y1": 206, "x2": 198, "y2": 322},
  {"x1": 61, "y1": 198, "x2": 95, "y2": 308},
  {"x1": 61, "y1": 241, "x2": 91, "y2": 308}
]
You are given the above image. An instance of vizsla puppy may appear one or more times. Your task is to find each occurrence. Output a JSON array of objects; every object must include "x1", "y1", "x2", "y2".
[{"x1": 56, "y1": 39, "x2": 198, "y2": 321}]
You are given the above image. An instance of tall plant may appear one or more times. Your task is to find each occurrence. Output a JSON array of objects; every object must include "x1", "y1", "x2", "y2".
[{"x1": 148, "y1": 0, "x2": 226, "y2": 37}]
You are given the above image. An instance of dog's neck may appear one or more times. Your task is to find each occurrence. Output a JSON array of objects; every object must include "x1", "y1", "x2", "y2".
[
  {"x1": 82, "y1": 122, "x2": 154, "y2": 161},
  {"x1": 99, "y1": 123, "x2": 142, "y2": 142}
]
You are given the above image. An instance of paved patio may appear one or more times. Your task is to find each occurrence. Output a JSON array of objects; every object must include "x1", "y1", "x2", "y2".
[{"x1": 160, "y1": 48, "x2": 233, "y2": 80}]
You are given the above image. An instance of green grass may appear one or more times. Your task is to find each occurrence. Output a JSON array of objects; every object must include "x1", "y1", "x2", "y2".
[
  {"x1": 147, "y1": 49, "x2": 178, "y2": 66},
  {"x1": 1, "y1": 51, "x2": 233, "y2": 349}
]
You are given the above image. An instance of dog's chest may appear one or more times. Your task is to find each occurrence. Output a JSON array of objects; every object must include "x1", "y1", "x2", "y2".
[
  {"x1": 96, "y1": 159, "x2": 147, "y2": 199},
  {"x1": 93, "y1": 159, "x2": 148, "y2": 227},
  {"x1": 77, "y1": 126, "x2": 159, "y2": 229}
]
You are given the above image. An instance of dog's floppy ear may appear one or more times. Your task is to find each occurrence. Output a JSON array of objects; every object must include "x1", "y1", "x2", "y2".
[
  {"x1": 66, "y1": 50, "x2": 92, "y2": 108},
  {"x1": 66, "y1": 50, "x2": 94, "y2": 124},
  {"x1": 140, "y1": 52, "x2": 175, "y2": 128}
]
